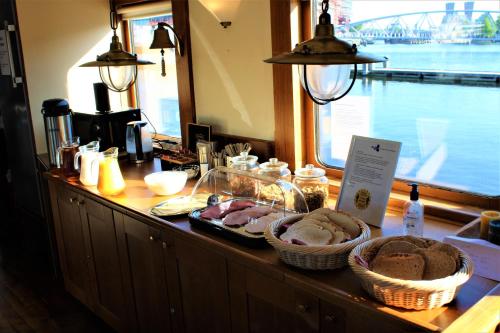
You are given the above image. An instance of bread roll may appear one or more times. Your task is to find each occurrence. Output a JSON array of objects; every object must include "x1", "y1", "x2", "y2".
[{"x1": 371, "y1": 253, "x2": 425, "y2": 280}]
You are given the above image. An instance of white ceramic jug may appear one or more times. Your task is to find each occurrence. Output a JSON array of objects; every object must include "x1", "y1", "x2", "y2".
[{"x1": 74, "y1": 141, "x2": 100, "y2": 186}]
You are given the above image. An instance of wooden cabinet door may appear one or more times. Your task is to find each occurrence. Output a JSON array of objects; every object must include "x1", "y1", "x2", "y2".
[
  {"x1": 164, "y1": 237, "x2": 231, "y2": 333},
  {"x1": 81, "y1": 199, "x2": 132, "y2": 332},
  {"x1": 228, "y1": 263, "x2": 319, "y2": 333},
  {"x1": 116, "y1": 213, "x2": 171, "y2": 333},
  {"x1": 319, "y1": 300, "x2": 346, "y2": 333},
  {"x1": 49, "y1": 183, "x2": 92, "y2": 308}
]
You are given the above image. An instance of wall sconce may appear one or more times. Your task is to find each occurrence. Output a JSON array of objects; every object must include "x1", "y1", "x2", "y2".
[
  {"x1": 198, "y1": 0, "x2": 241, "y2": 28},
  {"x1": 80, "y1": 8, "x2": 154, "y2": 92},
  {"x1": 264, "y1": 0, "x2": 387, "y2": 105},
  {"x1": 150, "y1": 22, "x2": 184, "y2": 77}
]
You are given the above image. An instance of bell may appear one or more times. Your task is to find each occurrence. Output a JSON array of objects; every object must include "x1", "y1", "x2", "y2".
[{"x1": 150, "y1": 24, "x2": 176, "y2": 50}]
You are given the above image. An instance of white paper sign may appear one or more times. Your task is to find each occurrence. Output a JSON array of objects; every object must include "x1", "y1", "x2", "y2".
[{"x1": 336, "y1": 135, "x2": 401, "y2": 227}]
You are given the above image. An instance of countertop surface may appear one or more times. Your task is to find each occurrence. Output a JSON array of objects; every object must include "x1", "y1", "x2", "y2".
[{"x1": 45, "y1": 158, "x2": 500, "y2": 333}]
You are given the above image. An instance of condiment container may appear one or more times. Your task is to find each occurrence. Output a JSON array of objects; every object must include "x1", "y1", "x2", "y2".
[
  {"x1": 293, "y1": 164, "x2": 329, "y2": 211},
  {"x1": 258, "y1": 158, "x2": 291, "y2": 181},
  {"x1": 488, "y1": 220, "x2": 500, "y2": 245},
  {"x1": 229, "y1": 151, "x2": 259, "y2": 197},
  {"x1": 480, "y1": 211, "x2": 500, "y2": 239}
]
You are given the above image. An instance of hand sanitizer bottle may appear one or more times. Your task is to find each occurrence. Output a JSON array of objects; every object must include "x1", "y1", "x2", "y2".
[{"x1": 403, "y1": 183, "x2": 424, "y2": 236}]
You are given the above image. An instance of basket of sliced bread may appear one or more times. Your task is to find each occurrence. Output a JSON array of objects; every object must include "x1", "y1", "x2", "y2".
[
  {"x1": 348, "y1": 235, "x2": 474, "y2": 310},
  {"x1": 264, "y1": 208, "x2": 370, "y2": 270}
]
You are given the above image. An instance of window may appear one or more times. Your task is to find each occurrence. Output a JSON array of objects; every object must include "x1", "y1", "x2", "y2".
[
  {"x1": 128, "y1": 13, "x2": 181, "y2": 138},
  {"x1": 313, "y1": 0, "x2": 500, "y2": 196}
]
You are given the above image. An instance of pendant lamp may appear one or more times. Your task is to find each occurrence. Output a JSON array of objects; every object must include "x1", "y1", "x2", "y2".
[
  {"x1": 80, "y1": 9, "x2": 154, "y2": 92},
  {"x1": 264, "y1": 0, "x2": 387, "y2": 105},
  {"x1": 150, "y1": 22, "x2": 184, "y2": 77}
]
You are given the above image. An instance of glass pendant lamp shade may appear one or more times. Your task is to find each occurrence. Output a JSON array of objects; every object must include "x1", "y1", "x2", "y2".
[
  {"x1": 299, "y1": 64, "x2": 351, "y2": 101},
  {"x1": 99, "y1": 65, "x2": 136, "y2": 92},
  {"x1": 264, "y1": 0, "x2": 386, "y2": 105},
  {"x1": 80, "y1": 9, "x2": 154, "y2": 92}
]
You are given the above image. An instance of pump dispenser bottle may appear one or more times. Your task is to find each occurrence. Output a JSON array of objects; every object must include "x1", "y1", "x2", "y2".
[{"x1": 403, "y1": 183, "x2": 424, "y2": 236}]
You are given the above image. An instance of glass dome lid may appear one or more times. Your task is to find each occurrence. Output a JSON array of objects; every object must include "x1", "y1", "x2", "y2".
[
  {"x1": 295, "y1": 164, "x2": 326, "y2": 178},
  {"x1": 190, "y1": 166, "x2": 308, "y2": 214}
]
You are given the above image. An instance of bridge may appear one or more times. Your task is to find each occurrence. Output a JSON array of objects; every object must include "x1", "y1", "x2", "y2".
[{"x1": 336, "y1": 10, "x2": 500, "y2": 44}]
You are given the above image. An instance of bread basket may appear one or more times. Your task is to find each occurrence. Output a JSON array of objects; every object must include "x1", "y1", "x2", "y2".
[
  {"x1": 265, "y1": 212, "x2": 371, "y2": 270},
  {"x1": 348, "y1": 236, "x2": 474, "y2": 310}
]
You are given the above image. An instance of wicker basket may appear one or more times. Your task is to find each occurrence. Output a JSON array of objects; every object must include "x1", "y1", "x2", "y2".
[
  {"x1": 264, "y1": 212, "x2": 371, "y2": 270},
  {"x1": 348, "y1": 236, "x2": 474, "y2": 310}
]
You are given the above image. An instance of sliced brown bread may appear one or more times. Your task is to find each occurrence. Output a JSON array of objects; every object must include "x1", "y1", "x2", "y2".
[
  {"x1": 389, "y1": 235, "x2": 432, "y2": 248},
  {"x1": 370, "y1": 253, "x2": 425, "y2": 280},
  {"x1": 414, "y1": 248, "x2": 457, "y2": 280},
  {"x1": 377, "y1": 240, "x2": 419, "y2": 256},
  {"x1": 428, "y1": 242, "x2": 461, "y2": 269}
]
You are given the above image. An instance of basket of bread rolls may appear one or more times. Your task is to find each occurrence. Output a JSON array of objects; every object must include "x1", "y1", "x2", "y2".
[
  {"x1": 348, "y1": 235, "x2": 474, "y2": 310},
  {"x1": 264, "y1": 208, "x2": 370, "y2": 270}
]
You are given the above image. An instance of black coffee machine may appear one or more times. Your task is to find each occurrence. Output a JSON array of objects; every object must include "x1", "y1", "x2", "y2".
[
  {"x1": 73, "y1": 109, "x2": 141, "y2": 153},
  {"x1": 72, "y1": 83, "x2": 141, "y2": 153}
]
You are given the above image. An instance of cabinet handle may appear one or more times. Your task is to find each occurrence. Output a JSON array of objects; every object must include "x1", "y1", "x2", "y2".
[
  {"x1": 149, "y1": 236, "x2": 155, "y2": 242},
  {"x1": 324, "y1": 314, "x2": 335, "y2": 322},
  {"x1": 77, "y1": 200, "x2": 84, "y2": 206},
  {"x1": 69, "y1": 197, "x2": 77, "y2": 204},
  {"x1": 162, "y1": 241, "x2": 173, "y2": 249},
  {"x1": 296, "y1": 304, "x2": 309, "y2": 313},
  {"x1": 170, "y1": 307, "x2": 175, "y2": 314},
  {"x1": 3, "y1": 22, "x2": 23, "y2": 87}
]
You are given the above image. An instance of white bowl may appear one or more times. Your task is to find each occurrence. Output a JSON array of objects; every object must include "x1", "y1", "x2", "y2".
[{"x1": 144, "y1": 171, "x2": 188, "y2": 196}]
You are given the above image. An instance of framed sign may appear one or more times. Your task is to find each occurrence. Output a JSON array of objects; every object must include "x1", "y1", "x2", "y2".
[
  {"x1": 336, "y1": 135, "x2": 401, "y2": 227},
  {"x1": 187, "y1": 123, "x2": 211, "y2": 153}
]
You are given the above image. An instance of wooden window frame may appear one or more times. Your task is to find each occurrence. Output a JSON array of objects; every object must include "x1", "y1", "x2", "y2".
[
  {"x1": 118, "y1": 0, "x2": 196, "y2": 147},
  {"x1": 271, "y1": 0, "x2": 500, "y2": 218}
]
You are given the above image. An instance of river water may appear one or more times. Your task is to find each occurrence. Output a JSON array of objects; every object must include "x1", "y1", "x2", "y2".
[{"x1": 317, "y1": 43, "x2": 500, "y2": 196}]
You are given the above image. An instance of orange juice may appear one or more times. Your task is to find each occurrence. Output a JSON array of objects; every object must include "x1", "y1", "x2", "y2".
[{"x1": 96, "y1": 148, "x2": 125, "y2": 195}]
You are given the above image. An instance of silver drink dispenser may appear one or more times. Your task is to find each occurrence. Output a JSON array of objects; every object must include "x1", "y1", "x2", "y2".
[{"x1": 42, "y1": 99, "x2": 73, "y2": 166}]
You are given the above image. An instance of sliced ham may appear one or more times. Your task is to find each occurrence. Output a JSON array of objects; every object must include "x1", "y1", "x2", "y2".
[
  {"x1": 223, "y1": 206, "x2": 273, "y2": 227},
  {"x1": 200, "y1": 200, "x2": 255, "y2": 219},
  {"x1": 245, "y1": 212, "x2": 285, "y2": 234}
]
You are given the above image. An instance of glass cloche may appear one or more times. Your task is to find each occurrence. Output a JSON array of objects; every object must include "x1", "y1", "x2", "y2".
[{"x1": 188, "y1": 166, "x2": 308, "y2": 247}]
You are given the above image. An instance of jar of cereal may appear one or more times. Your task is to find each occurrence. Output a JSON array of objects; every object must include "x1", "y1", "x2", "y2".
[{"x1": 293, "y1": 164, "x2": 329, "y2": 212}]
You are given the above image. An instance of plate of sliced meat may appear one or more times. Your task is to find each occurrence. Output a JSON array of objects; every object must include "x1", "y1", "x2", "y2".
[{"x1": 189, "y1": 199, "x2": 295, "y2": 248}]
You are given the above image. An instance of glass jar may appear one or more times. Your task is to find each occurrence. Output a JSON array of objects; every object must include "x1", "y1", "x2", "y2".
[
  {"x1": 293, "y1": 164, "x2": 329, "y2": 212},
  {"x1": 258, "y1": 158, "x2": 291, "y2": 181},
  {"x1": 229, "y1": 151, "x2": 259, "y2": 197}
]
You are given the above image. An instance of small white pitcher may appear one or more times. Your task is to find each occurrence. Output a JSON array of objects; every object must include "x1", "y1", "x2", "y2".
[{"x1": 74, "y1": 141, "x2": 100, "y2": 186}]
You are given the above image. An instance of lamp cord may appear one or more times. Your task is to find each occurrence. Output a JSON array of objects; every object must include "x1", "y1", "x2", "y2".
[
  {"x1": 141, "y1": 110, "x2": 158, "y2": 140},
  {"x1": 302, "y1": 64, "x2": 358, "y2": 105}
]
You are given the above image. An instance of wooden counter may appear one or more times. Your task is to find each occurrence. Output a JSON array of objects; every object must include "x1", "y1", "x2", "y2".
[{"x1": 45, "y1": 159, "x2": 499, "y2": 333}]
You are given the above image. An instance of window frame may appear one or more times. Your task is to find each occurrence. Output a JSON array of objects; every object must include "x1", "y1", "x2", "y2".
[
  {"x1": 272, "y1": 0, "x2": 500, "y2": 213},
  {"x1": 118, "y1": 0, "x2": 196, "y2": 147}
]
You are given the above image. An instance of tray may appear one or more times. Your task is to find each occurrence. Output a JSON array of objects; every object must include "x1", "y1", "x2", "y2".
[
  {"x1": 189, "y1": 199, "x2": 285, "y2": 248},
  {"x1": 444, "y1": 218, "x2": 500, "y2": 281}
]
